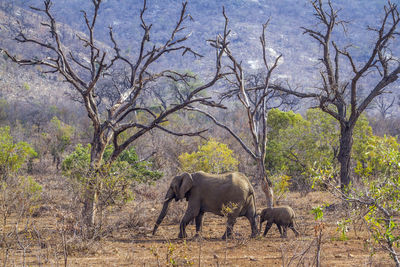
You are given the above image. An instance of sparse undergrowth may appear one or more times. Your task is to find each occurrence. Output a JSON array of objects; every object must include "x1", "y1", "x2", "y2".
[{"x1": 1, "y1": 171, "x2": 398, "y2": 267}]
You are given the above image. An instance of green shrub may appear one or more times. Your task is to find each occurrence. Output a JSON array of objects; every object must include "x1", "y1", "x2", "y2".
[
  {"x1": 62, "y1": 144, "x2": 162, "y2": 207},
  {"x1": 178, "y1": 139, "x2": 238, "y2": 174},
  {"x1": 265, "y1": 108, "x2": 374, "y2": 190},
  {"x1": 0, "y1": 126, "x2": 41, "y2": 262},
  {"x1": 0, "y1": 126, "x2": 36, "y2": 179}
]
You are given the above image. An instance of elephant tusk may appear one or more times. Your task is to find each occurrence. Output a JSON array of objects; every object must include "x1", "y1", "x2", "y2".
[{"x1": 164, "y1": 196, "x2": 174, "y2": 202}]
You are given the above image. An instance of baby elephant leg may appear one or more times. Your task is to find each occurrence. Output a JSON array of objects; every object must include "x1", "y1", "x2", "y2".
[
  {"x1": 263, "y1": 222, "x2": 273, "y2": 237},
  {"x1": 276, "y1": 224, "x2": 284, "y2": 238},
  {"x1": 289, "y1": 222, "x2": 300, "y2": 237},
  {"x1": 282, "y1": 225, "x2": 288, "y2": 238}
]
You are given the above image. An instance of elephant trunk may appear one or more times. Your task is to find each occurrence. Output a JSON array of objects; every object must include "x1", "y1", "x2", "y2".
[
  {"x1": 152, "y1": 197, "x2": 173, "y2": 235},
  {"x1": 256, "y1": 212, "x2": 261, "y2": 233}
]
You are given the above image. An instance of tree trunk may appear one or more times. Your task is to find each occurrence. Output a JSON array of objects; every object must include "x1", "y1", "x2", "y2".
[
  {"x1": 82, "y1": 138, "x2": 107, "y2": 232},
  {"x1": 256, "y1": 158, "x2": 274, "y2": 208},
  {"x1": 337, "y1": 124, "x2": 354, "y2": 190},
  {"x1": 82, "y1": 183, "x2": 96, "y2": 228}
]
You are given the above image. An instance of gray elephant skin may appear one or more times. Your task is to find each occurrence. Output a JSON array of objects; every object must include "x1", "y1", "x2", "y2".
[
  {"x1": 259, "y1": 206, "x2": 299, "y2": 238},
  {"x1": 152, "y1": 171, "x2": 258, "y2": 239}
]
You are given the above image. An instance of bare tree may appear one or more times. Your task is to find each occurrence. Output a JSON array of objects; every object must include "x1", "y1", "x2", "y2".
[
  {"x1": 191, "y1": 14, "x2": 294, "y2": 207},
  {"x1": 1, "y1": 0, "x2": 229, "y2": 230},
  {"x1": 373, "y1": 93, "x2": 396, "y2": 119},
  {"x1": 272, "y1": 0, "x2": 400, "y2": 189}
]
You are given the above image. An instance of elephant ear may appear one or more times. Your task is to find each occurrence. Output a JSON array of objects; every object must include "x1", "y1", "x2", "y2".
[
  {"x1": 171, "y1": 176, "x2": 181, "y2": 198},
  {"x1": 178, "y1": 172, "x2": 193, "y2": 200}
]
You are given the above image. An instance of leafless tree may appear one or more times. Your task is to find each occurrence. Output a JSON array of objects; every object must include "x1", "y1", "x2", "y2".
[
  {"x1": 190, "y1": 13, "x2": 294, "y2": 207},
  {"x1": 373, "y1": 93, "x2": 396, "y2": 119},
  {"x1": 272, "y1": 0, "x2": 400, "y2": 189},
  {"x1": 1, "y1": 0, "x2": 229, "y2": 230}
]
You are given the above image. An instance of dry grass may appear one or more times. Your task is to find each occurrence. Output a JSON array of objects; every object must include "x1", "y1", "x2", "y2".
[{"x1": 0, "y1": 172, "x2": 398, "y2": 266}]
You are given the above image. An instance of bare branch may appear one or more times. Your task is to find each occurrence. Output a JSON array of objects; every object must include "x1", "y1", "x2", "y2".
[
  {"x1": 187, "y1": 107, "x2": 257, "y2": 159},
  {"x1": 155, "y1": 125, "x2": 208, "y2": 138}
]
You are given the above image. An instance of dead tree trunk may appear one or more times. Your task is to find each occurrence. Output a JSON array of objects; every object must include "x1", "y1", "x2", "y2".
[
  {"x1": 193, "y1": 15, "x2": 290, "y2": 207},
  {"x1": 256, "y1": 158, "x2": 274, "y2": 208},
  {"x1": 337, "y1": 124, "x2": 354, "y2": 189}
]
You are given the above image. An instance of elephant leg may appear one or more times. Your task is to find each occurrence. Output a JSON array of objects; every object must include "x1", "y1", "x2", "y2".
[
  {"x1": 263, "y1": 222, "x2": 273, "y2": 237},
  {"x1": 282, "y1": 226, "x2": 288, "y2": 238},
  {"x1": 245, "y1": 212, "x2": 258, "y2": 238},
  {"x1": 222, "y1": 216, "x2": 237, "y2": 240},
  {"x1": 179, "y1": 207, "x2": 199, "y2": 239},
  {"x1": 289, "y1": 222, "x2": 300, "y2": 237},
  {"x1": 276, "y1": 224, "x2": 285, "y2": 237},
  {"x1": 194, "y1": 211, "x2": 205, "y2": 236}
]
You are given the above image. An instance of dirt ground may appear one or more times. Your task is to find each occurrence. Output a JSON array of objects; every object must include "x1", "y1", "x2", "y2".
[{"x1": 2, "y1": 178, "x2": 398, "y2": 266}]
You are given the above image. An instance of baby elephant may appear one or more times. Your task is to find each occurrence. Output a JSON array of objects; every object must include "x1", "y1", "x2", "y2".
[{"x1": 259, "y1": 206, "x2": 299, "y2": 238}]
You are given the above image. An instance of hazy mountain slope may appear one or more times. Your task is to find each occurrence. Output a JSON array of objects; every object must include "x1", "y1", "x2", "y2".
[
  {"x1": 4, "y1": 0, "x2": 393, "y2": 77},
  {"x1": 0, "y1": 0, "x2": 399, "y2": 116}
]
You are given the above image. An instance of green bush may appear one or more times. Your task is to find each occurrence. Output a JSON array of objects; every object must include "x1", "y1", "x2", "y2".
[
  {"x1": 0, "y1": 126, "x2": 42, "y2": 259},
  {"x1": 178, "y1": 139, "x2": 238, "y2": 174},
  {"x1": 48, "y1": 116, "x2": 74, "y2": 167},
  {"x1": 349, "y1": 135, "x2": 400, "y2": 263},
  {"x1": 265, "y1": 108, "x2": 374, "y2": 190},
  {"x1": 62, "y1": 144, "x2": 162, "y2": 207},
  {"x1": 61, "y1": 144, "x2": 90, "y2": 183},
  {"x1": 0, "y1": 126, "x2": 36, "y2": 179}
]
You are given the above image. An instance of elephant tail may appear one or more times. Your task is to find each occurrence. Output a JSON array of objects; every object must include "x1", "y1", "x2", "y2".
[{"x1": 293, "y1": 210, "x2": 300, "y2": 230}]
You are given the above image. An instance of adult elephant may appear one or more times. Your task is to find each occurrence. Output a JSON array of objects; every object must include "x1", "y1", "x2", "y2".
[{"x1": 152, "y1": 171, "x2": 258, "y2": 239}]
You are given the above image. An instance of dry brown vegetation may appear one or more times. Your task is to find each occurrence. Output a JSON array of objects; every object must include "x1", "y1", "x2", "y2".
[{"x1": 1, "y1": 165, "x2": 397, "y2": 266}]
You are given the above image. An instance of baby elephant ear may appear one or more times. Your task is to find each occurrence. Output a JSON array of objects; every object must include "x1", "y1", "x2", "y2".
[{"x1": 178, "y1": 172, "x2": 193, "y2": 200}]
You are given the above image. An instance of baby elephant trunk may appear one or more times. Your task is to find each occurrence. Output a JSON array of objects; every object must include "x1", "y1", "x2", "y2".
[
  {"x1": 256, "y1": 212, "x2": 263, "y2": 233},
  {"x1": 152, "y1": 198, "x2": 172, "y2": 235}
]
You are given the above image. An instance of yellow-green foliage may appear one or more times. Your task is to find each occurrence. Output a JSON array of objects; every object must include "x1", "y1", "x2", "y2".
[
  {"x1": 0, "y1": 126, "x2": 36, "y2": 178},
  {"x1": 270, "y1": 173, "x2": 291, "y2": 201},
  {"x1": 348, "y1": 135, "x2": 400, "y2": 260},
  {"x1": 354, "y1": 135, "x2": 400, "y2": 178},
  {"x1": 266, "y1": 108, "x2": 375, "y2": 189},
  {"x1": 0, "y1": 99, "x2": 8, "y2": 122},
  {"x1": 0, "y1": 175, "x2": 42, "y2": 216},
  {"x1": 178, "y1": 139, "x2": 238, "y2": 174},
  {"x1": 23, "y1": 82, "x2": 30, "y2": 90},
  {"x1": 0, "y1": 126, "x2": 42, "y2": 223},
  {"x1": 62, "y1": 144, "x2": 162, "y2": 209},
  {"x1": 221, "y1": 202, "x2": 238, "y2": 216},
  {"x1": 150, "y1": 240, "x2": 194, "y2": 266},
  {"x1": 48, "y1": 116, "x2": 75, "y2": 155},
  {"x1": 336, "y1": 218, "x2": 351, "y2": 241}
]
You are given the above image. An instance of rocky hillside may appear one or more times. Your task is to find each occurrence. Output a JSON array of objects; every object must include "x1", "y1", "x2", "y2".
[{"x1": 0, "y1": 0, "x2": 399, "y2": 120}]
